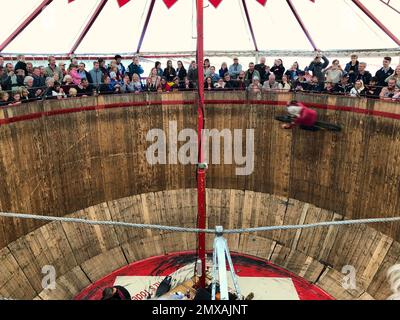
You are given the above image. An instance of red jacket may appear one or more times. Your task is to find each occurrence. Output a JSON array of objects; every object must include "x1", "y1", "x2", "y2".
[{"x1": 293, "y1": 103, "x2": 317, "y2": 127}]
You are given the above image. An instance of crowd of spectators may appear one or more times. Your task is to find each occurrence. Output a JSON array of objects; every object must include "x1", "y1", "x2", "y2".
[{"x1": 0, "y1": 51, "x2": 399, "y2": 107}]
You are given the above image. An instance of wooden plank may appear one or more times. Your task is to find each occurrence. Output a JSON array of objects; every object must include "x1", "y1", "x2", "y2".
[
  {"x1": 7, "y1": 221, "x2": 77, "y2": 293},
  {"x1": 80, "y1": 246, "x2": 127, "y2": 282},
  {"x1": 0, "y1": 247, "x2": 37, "y2": 299},
  {"x1": 37, "y1": 266, "x2": 91, "y2": 300}
]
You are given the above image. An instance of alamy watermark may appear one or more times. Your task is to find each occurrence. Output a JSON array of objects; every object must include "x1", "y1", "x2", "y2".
[{"x1": 146, "y1": 121, "x2": 255, "y2": 176}]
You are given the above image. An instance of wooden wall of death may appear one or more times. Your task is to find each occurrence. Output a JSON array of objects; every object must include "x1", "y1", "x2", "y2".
[{"x1": 0, "y1": 91, "x2": 400, "y2": 247}]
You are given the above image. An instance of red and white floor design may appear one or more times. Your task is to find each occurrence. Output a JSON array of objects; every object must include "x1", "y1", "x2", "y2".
[{"x1": 74, "y1": 252, "x2": 333, "y2": 300}]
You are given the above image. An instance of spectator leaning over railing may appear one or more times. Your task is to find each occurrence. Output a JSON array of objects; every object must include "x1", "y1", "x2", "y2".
[
  {"x1": 307, "y1": 75, "x2": 323, "y2": 93},
  {"x1": 247, "y1": 76, "x2": 262, "y2": 94},
  {"x1": 21, "y1": 87, "x2": 30, "y2": 103},
  {"x1": 204, "y1": 76, "x2": 213, "y2": 91},
  {"x1": 120, "y1": 74, "x2": 135, "y2": 93},
  {"x1": 279, "y1": 75, "x2": 291, "y2": 91},
  {"x1": 375, "y1": 57, "x2": 394, "y2": 88},
  {"x1": 179, "y1": 77, "x2": 194, "y2": 91},
  {"x1": 334, "y1": 73, "x2": 352, "y2": 94},
  {"x1": 99, "y1": 74, "x2": 120, "y2": 95},
  {"x1": 24, "y1": 75, "x2": 42, "y2": 99},
  {"x1": 349, "y1": 79, "x2": 366, "y2": 97},
  {"x1": 344, "y1": 54, "x2": 359, "y2": 83},
  {"x1": 324, "y1": 59, "x2": 343, "y2": 84},
  {"x1": 380, "y1": 78, "x2": 399, "y2": 100},
  {"x1": 365, "y1": 77, "x2": 381, "y2": 99},
  {"x1": 62, "y1": 74, "x2": 76, "y2": 95},
  {"x1": 0, "y1": 90, "x2": 9, "y2": 106},
  {"x1": 214, "y1": 78, "x2": 226, "y2": 89},
  {"x1": 355, "y1": 62, "x2": 372, "y2": 85},
  {"x1": 292, "y1": 70, "x2": 308, "y2": 92},
  {"x1": 236, "y1": 70, "x2": 246, "y2": 90},
  {"x1": 223, "y1": 73, "x2": 237, "y2": 89},
  {"x1": 322, "y1": 82, "x2": 335, "y2": 94},
  {"x1": 132, "y1": 73, "x2": 144, "y2": 92},
  {"x1": 307, "y1": 51, "x2": 329, "y2": 84},
  {"x1": 385, "y1": 65, "x2": 400, "y2": 89},
  {"x1": 229, "y1": 57, "x2": 242, "y2": 80},
  {"x1": 76, "y1": 78, "x2": 95, "y2": 97},
  {"x1": 262, "y1": 73, "x2": 280, "y2": 91}
]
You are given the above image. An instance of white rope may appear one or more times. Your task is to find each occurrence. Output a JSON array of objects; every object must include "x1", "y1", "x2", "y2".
[{"x1": 1, "y1": 211, "x2": 400, "y2": 234}]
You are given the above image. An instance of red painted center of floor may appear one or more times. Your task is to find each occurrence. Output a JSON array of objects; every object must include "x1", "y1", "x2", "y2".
[{"x1": 74, "y1": 251, "x2": 333, "y2": 300}]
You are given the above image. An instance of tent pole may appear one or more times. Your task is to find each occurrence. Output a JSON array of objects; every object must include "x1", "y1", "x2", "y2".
[
  {"x1": 196, "y1": 0, "x2": 207, "y2": 289},
  {"x1": 0, "y1": 0, "x2": 53, "y2": 52},
  {"x1": 241, "y1": 0, "x2": 259, "y2": 52},
  {"x1": 69, "y1": 0, "x2": 108, "y2": 55},
  {"x1": 351, "y1": 0, "x2": 400, "y2": 46},
  {"x1": 286, "y1": 0, "x2": 318, "y2": 51},
  {"x1": 136, "y1": 0, "x2": 156, "y2": 54}
]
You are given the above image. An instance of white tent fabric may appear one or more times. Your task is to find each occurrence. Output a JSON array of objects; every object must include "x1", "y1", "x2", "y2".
[{"x1": 0, "y1": 0, "x2": 399, "y2": 54}]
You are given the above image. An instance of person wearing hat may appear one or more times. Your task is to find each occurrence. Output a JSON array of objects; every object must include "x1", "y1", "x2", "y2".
[
  {"x1": 334, "y1": 73, "x2": 353, "y2": 94},
  {"x1": 229, "y1": 57, "x2": 242, "y2": 80},
  {"x1": 282, "y1": 100, "x2": 318, "y2": 130},
  {"x1": 247, "y1": 75, "x2": 262, "y2": 94}
]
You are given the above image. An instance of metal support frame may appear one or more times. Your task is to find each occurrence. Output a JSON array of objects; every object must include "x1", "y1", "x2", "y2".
[
  {"x1": 69, "y1": 0, "x2": 108, "y2": 55},
  {"x1": 0, "y1": 0, "x2": 53, "y2": 52},
  {"x1": 286, "y1": 0, "x2": 318, "y2": 51},
  {"x1": 136, "y1": 0, "x2": 156, "y2": 54},
  {"x1": 211, "y1": 226, "x2": 242, "y2": 300},
  {"x1": 196, "y1": 0, "x2": 207, "y2": 289},
  {"x1": 241, "y1": 0, "x2": 259, "y2": 52},
  {"x1": 351, "y1": 0, "x2": 400, "y2": 46},
  {"x1": 379, "y1": 0, "x2": 400, "y2": 15}
]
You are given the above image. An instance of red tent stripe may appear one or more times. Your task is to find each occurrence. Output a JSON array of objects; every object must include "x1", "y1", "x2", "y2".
[
  {"x1": 117, "y1": 0, "x2": 130, "y2": 7},
  {"x1": 208, "y1": 0, "x2": 223, "y2": 8},
  {"x1": 163, "y1": 0, "x2": 178, "y2": 8},
  {"x1": 70, "y1": 0, "x2": 314, "y2": 9},
  {"x1": 68, "y1": 0, "x2": 131, "y2": 7}
]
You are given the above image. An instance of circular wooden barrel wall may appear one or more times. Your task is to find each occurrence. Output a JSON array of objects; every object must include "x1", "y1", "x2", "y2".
[{"x1": 0, "y1": 91, "x2": 400, "y2": 299}]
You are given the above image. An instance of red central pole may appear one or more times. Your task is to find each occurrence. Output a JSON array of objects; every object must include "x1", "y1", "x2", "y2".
[{"x1": 196, "y1": 0, "x2": 207, "y2": 289}]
